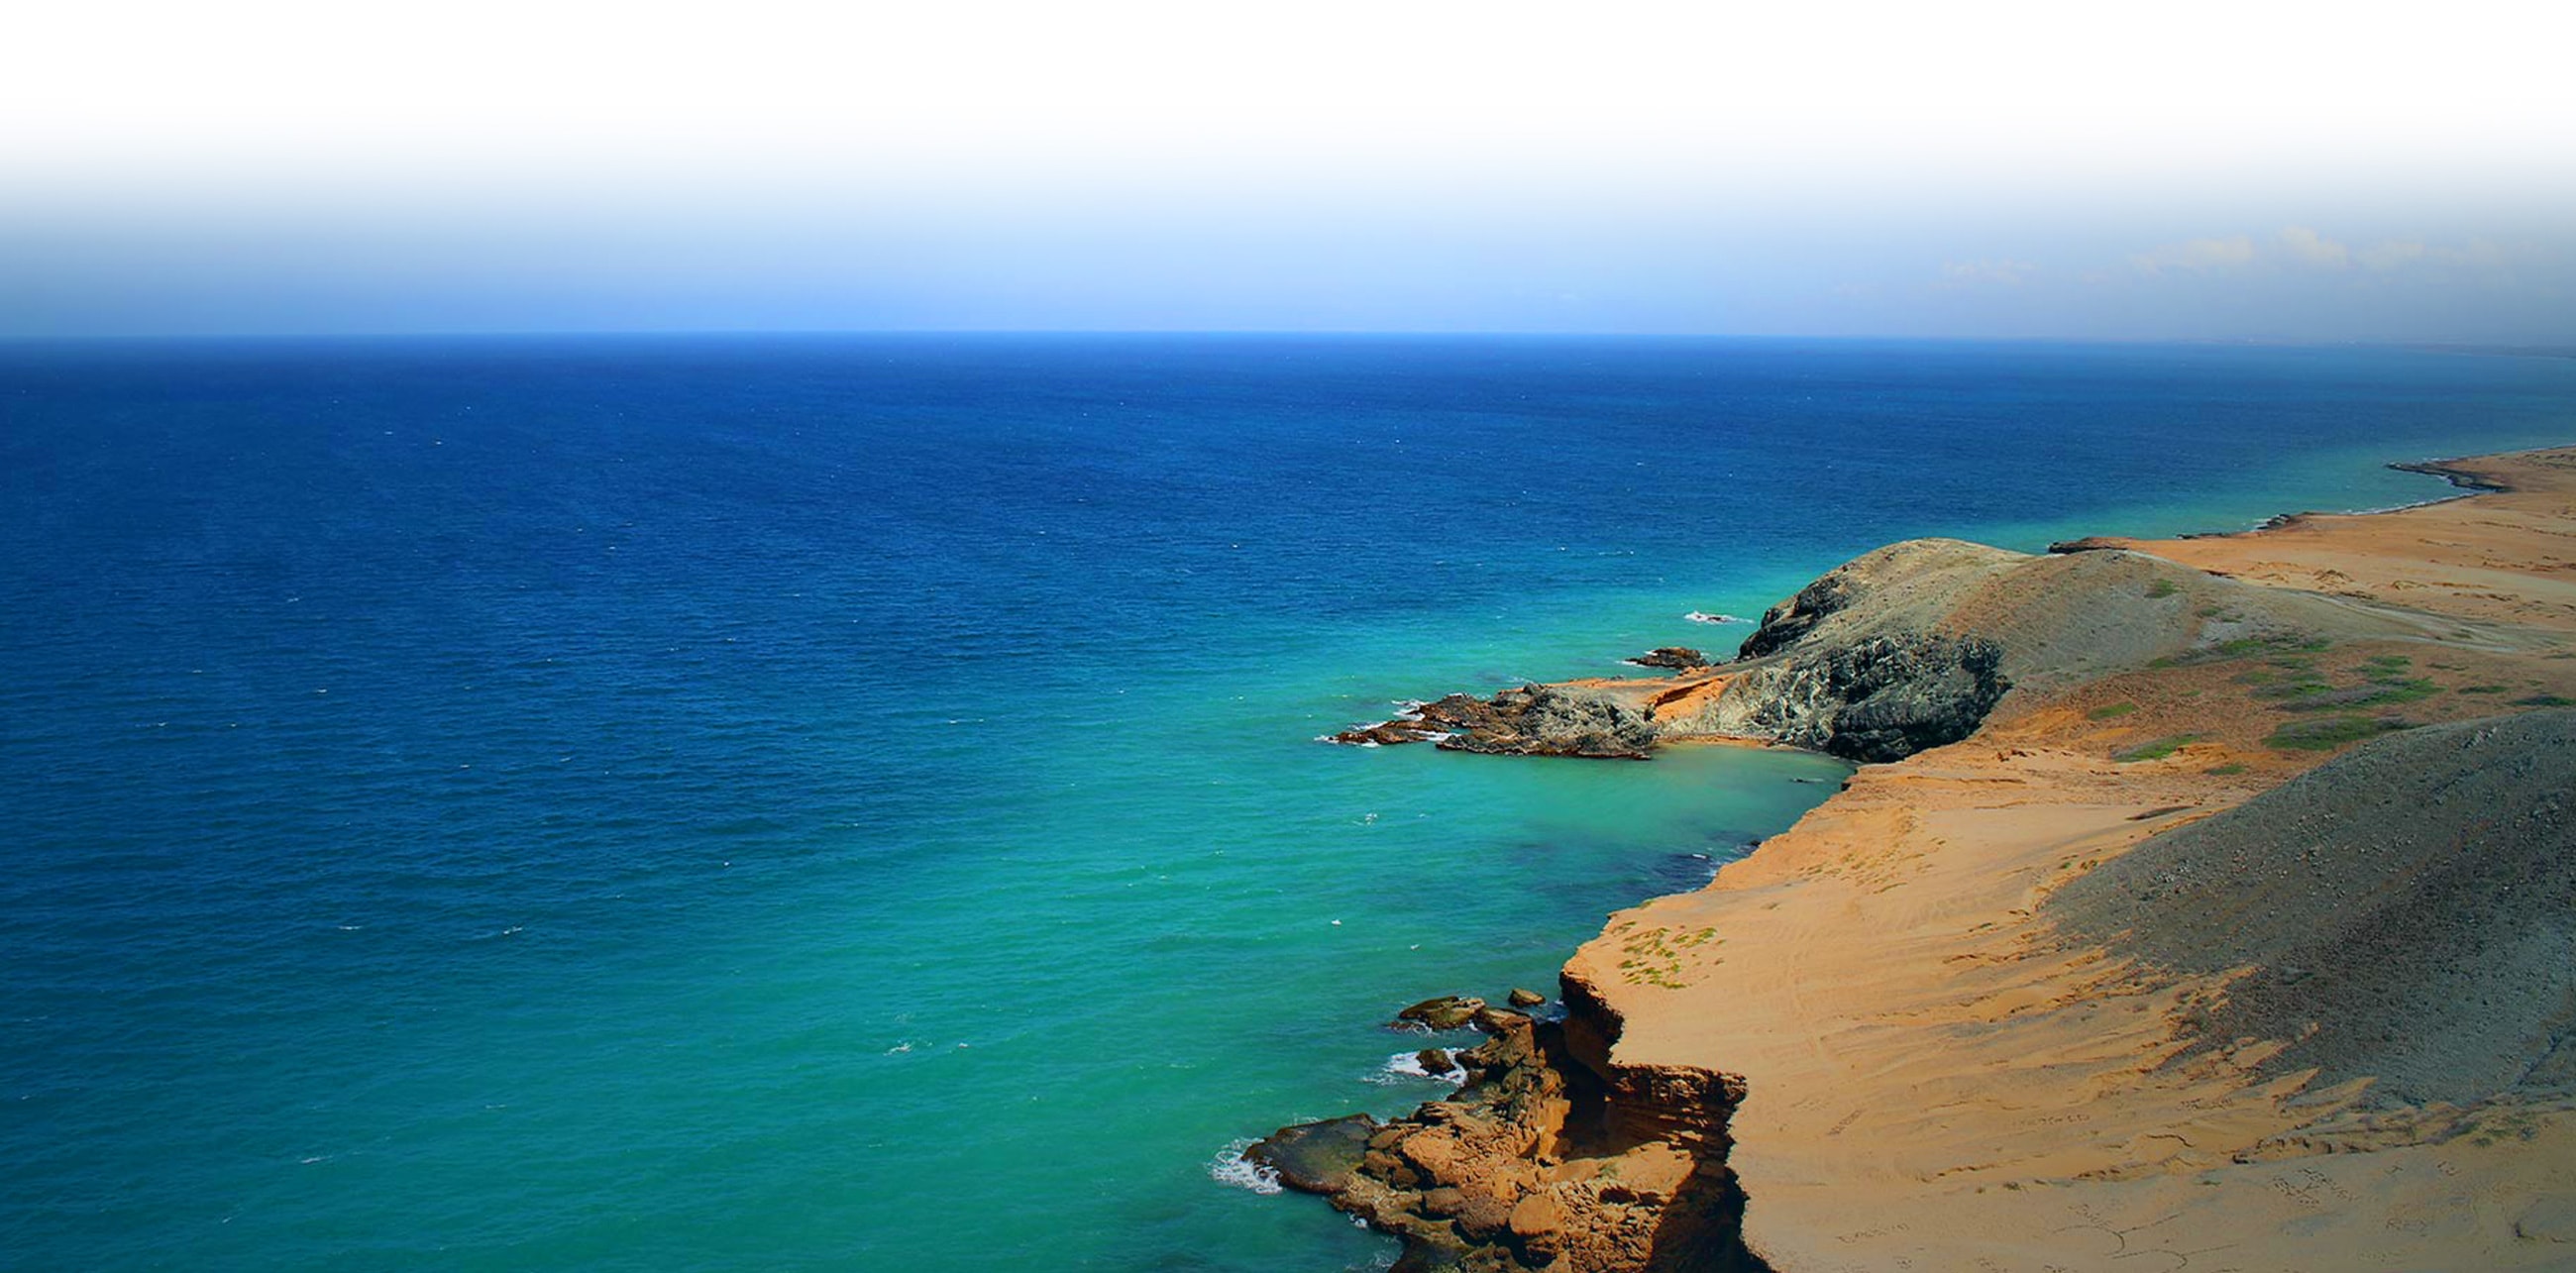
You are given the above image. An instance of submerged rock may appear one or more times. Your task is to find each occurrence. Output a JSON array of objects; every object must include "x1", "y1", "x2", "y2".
[{"x1": 1244, "y1": 1114, "x2": 1380, "y2": 1196}]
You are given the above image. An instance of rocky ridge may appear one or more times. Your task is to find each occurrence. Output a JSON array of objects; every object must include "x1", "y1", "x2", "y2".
[{"x1": 1329, "y1": 534, "x2": 2428, "y2": 765}]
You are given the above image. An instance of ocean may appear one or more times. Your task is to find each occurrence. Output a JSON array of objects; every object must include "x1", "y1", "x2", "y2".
[{"x1": 5, "y1": 335, "x2": 2573, "y2": 1271}]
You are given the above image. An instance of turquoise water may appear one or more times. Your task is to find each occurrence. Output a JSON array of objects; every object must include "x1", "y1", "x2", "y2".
[{"x1": 5, "y1": 337, "x2": 2574, "y2": 1270}]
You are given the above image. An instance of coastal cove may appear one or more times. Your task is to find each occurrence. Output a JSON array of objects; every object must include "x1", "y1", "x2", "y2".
[{"x1": 7, "y1": 337, "x2": 2576, "y2": 1272}]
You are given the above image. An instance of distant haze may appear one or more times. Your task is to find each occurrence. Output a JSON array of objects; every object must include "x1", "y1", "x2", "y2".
[{"x1": 6, "y1": 0, "x2": 2572, "y2": 340}]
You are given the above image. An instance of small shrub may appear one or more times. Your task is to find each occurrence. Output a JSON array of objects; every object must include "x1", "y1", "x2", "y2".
[
  {"x1": 2146, "y1": 579, "x2": 2180, "y2": 598},
  {"x1": 2087, "y1": 702, "x2": 2138, "y2": 720},
  {"x1": 2273, "y1": 679, "x2": 2440, "y2": 712},
  {"x1": 2114, "y1": 734, "x2": 2202, "y2": 762},
  {"x1": 2266, "y1": 715, "x2": 2408, "y2": 751},
  {"x1": 2251, "y1": 680, "x2": 2333, "y2": 700},
  {"x1": 2515, "y1": 693, "x2": 2576, "y2": 707}
]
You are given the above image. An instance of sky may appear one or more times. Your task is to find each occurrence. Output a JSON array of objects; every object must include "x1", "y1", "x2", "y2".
[{"x1": 5, "y1": 0, "x2": 2573, "y2": 340}]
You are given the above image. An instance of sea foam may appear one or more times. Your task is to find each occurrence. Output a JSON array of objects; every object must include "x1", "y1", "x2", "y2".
[{"x1": 1207, "y1": 1137, "x2": 1283, "y2": 1195}]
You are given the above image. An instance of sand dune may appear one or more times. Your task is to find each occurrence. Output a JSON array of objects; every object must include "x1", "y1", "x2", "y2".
[{"x1": 1565, "y1": 447, "x2": 2576, "y2": 1270}]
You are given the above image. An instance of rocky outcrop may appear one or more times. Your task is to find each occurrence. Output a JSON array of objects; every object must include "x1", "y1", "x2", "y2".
[
  {"x1": 1329, "y1": 686, "x2": 1660, "y2": 759},
  {"x1": 1732, "y1": 573, "x2": 1853, "y2": 661},
  {"x1": 2390, "y1": 459, "x2": 2514, "y2": 494},
  {"x1": 1625, "y1": 648, "x2": 1711, "y2": 673},
  {"x1": 2044, "y1": 535, "x2": 2128, "y2": 554},
  {"x1": 1243, "y1": 1114, "x2": 1380, "y2": 1196},
  {"x1": 1332, "y1": 534, "x2": 2427, "y2": 766},
  {"x1": 1430, "y1": 688, "x2": 1659, "y2": 760},
  {"x1": 1711, "y1": 632, "x2": 2006, "y2": 762},
  {"x1": 1246, "y1": 983, "x2": 1762, "y2": 1273},
  {"x1": 1399, "y1": 996, "x2": 1489, "y2": 1031}
]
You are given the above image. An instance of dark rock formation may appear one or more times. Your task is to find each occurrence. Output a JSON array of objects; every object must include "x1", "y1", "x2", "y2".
[
  {"x1": 1244, "y1": 1114, "x2": 1380, "y2": 1195},
  {"x1": 1507, "y1": 988, "x2": 1548, "y2": 1008},
  {"x1": 1328, "y1": 686, "x2": 1657, "y2": 759},
  {"x1": 2045, "y1": 536, "x2": 2130, "y2": 554},
  {"x1": 1734, "y1": 572, "x2": 1853, "y2": 661},
  {"x1": 1252, "y1": 979, "x2": 1764, "y2": 1272},
  {"x1": 1625, "y1": 648, "x2": 1711, "y2": 673},
  {"x1": 1725, "y1": 633, "x2": 2007, "y2": 763},
  {"x1": 1433, "y1": 687, "x2": 1658, "y2": 760},
  {"x1": 1399, "y1": 996, "x2": 1488, "y2": 1031},
  {"x1": 1330, "y1": 717, "x2": 1453, "y2": 747},
  {"x1": 2390, "y1": 459, "x2": 2513, "y2": 494}
]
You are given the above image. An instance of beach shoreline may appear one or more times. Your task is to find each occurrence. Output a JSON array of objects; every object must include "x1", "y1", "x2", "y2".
[{"x1": 1259, "y1": 444, "x2": 2576, "y2": 1271}]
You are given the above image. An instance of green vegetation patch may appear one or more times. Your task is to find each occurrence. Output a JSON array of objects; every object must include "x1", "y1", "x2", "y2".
[
  {"x1": 2515, "y1": 693, "x2": 2576, "y2": 707},
  {"x1": 2358, "y1": 656, "x2": 2421, "y2": 686},
  {"x1": 2265, "y1": 715, "x2": 2410, "y2": 751},
  {"x1": 2251, "y1": 679, "x2": 2334, "y2": 700},
  {"x1": 2204, "y1": 762, "x2": 2249, "y2": 776},
  {"x1": 2145, "y1": 579, "x2": 2181, "y2": 598},
  {"x1": 2272, "y1": 678, "x2": 2441, "y2": 712},
  {"x1": 2114, "y1": 734, "x2": 2203, "y2": 762},
  {"x1": 2087, "y1": 702, "x2": 2139, "y2": 720},
  {"x1": 2154, "y1": 633, "x2": 2334, "y2": 670},
  {"x1": 2458, "y1": 685, "x2": 2509, "y2": 694}
]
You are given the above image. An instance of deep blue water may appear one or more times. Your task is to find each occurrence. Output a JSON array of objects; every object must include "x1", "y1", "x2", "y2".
[{"x1": 4, "y1": 335, "x2": 2572, "y2": 1271}]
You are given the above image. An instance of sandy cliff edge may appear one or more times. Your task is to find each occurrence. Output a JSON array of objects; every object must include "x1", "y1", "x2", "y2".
[
  {"x1": 1275, "y1": 447, "x2": 2576, "y2": 1272},
  {"x1": 1577, "y1": 446, "x2": 2576, "y2": 1271}
]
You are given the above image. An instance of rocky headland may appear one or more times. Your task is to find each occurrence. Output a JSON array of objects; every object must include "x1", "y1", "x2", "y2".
[{"x1": 1261, "y1": 447, "x2": 2576, "y2": 1271}]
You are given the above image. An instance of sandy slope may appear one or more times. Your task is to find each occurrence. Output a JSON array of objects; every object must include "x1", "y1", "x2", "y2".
[{"x1": 1561, "y1": 448, "x2": 2576, "y2": 1271}]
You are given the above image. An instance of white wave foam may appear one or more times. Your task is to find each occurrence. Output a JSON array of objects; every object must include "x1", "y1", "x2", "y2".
[
  {"x1": 1684, "y1": 611, "x2": 1751, "y2": 625},
  {"x1": 1208, "y1": 1137, "x2": 1283, "y2": 1195},
  {"x1": 1370, "y1": 1049, "x2": 1468, "y2": 1086}
]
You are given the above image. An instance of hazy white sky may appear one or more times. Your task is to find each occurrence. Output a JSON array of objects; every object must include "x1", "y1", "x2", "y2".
[{"x1": 6, "y1": 0, "x2": 2572, "y2": 338}]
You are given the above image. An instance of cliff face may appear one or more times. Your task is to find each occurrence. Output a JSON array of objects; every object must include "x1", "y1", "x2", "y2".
[{"x1": 1250, "y1": 980, "x2": 1762, "y2": 1273}]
